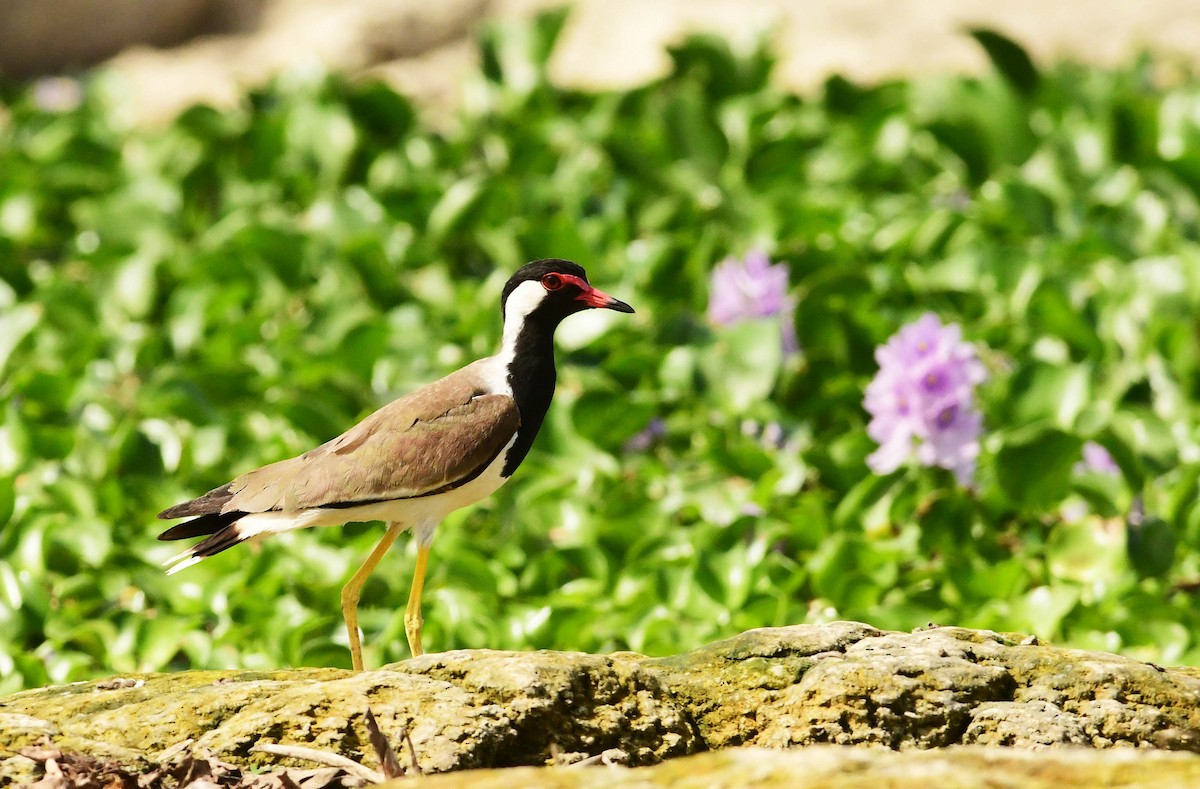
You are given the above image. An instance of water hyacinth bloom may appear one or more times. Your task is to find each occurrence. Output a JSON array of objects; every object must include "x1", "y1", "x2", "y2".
[
  {"x1": 863, "y1": 313, "x2": 986, "y2": 485},
  {"x1": 1075, "y1": 441, "x2": 1121, "y2": 476},
  {"x1": 708, "y1": 251, "x2": 798, "y2": 354}
]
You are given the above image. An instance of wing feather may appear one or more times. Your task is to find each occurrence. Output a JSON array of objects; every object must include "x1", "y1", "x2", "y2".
[{"x1": 160, "y1": 362, "x2": 519, "y2": 519}]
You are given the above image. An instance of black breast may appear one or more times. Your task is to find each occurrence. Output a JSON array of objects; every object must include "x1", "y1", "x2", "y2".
[{"x1": 500, "y1": 323, "x2": 558, "y2": 477}]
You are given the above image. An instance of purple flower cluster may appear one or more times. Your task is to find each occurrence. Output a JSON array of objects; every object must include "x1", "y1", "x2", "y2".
[
  {"x1": 864, "y1": 313, "x2": 986, "y2": 485},
  {"x1": 708, "y1": 251, "x2": 798, "y2": 354}
]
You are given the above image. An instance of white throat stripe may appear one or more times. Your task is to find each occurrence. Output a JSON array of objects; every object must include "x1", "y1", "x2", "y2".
[{"x1": 500, "y1": 280, "x2": 547, "y2": 356}]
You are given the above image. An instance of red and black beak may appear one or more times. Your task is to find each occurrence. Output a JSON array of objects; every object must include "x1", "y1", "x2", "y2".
[{"x1": 576, "y1": 284, "x2": 635, "y2": 313}]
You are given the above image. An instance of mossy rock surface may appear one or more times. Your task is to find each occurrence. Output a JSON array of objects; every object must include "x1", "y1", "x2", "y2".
[
  {"x1": 389, "y1": 747, "x2": 1200, "y2": 789},
  {"x1": 3, "y1": 622, "x2": 1199, "y2": 785},
  {"x1": 643, "y1": 622, "x2": 1200, "y2": 750}
]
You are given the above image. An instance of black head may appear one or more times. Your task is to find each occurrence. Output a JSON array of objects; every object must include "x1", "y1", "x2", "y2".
[
  {"x1": 493, "y1": 259, "x2": 634, "y2": 477},
  {"x1": 500, "y1": 259, "x2": 634, "y2": 327}
]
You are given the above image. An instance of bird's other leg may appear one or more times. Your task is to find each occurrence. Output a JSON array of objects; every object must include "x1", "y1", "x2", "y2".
[
  {"x1": 404, "y1": 543, "x2": 430, "y2": 657},
  {"x1": 403, "y1": 522, "x2": 438, "y2": 657},
  {"x1": 341, "y1": 521, "x2": 403, "y2": 672}
]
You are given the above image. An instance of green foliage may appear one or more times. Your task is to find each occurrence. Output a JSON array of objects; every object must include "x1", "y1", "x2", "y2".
[
  {"x1": 994, "y1": 426, "x2": 1082, "y2": 511},
  {"x1": 968, "y1": 28, "x2": 1041, "y2": 97},
  {"x1": 2, "y1": 16, "x2": 1200, "y2": 691}
]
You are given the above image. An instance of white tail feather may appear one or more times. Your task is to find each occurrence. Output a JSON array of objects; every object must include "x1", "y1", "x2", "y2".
[
  {"x1": 160, "y1": 510, "x2": 333, "y2": 575},
  {"x1": 164, "y1": 551, "x2": 203, "y2": 575}
]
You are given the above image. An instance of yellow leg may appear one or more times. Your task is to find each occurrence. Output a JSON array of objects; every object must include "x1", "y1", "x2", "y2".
[
  {"x1": 404, "y1": 545, "x2": 430, "y2": 657},
  {"x1": 341, "y1": 522, "x2": 402, "y2": 672}
]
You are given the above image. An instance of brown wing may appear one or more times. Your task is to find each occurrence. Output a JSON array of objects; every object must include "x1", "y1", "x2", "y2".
[{"x1": 164, "y1": 362, "x2": 519, "y2": 517}]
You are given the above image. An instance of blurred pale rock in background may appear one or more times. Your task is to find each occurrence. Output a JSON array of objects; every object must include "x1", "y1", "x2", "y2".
[
  {"x1": 2, "y1": 0, "x2": 1200, "y2": 124},
  {"x1": 0, "y1": 0, "x2": 241, "y2": 77}
]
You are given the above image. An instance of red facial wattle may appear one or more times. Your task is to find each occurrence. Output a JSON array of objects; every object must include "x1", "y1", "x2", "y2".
[{"x1": 548, "y1": 272, "x2": 635, "y2": 313}]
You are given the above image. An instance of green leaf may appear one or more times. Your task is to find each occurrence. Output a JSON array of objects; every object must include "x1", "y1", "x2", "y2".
[
  {"x1": 994, "y1": 426, "x2": 1082, "y2": 510},
  {"x1": 0, "y1": 477, "x2": 15, "y2": 528},
  {"x1": 426, "y1": 178, "x2": 483, "y2": 241},
  {"x1": 834, "y1": 472, "x2": 898, "y2": 531},
  {"x1": 968, "y1": 28, "x2": 1040, "y2": 96},
  {"x1": 0, "y1": 304, "x2": 40, "y2": 376},
  {"x1": 666, "y1": 34, "x2": 773, "y2": 99},
  {"x1": 1009, "y1": 362, "x2": 1091, "y2": 428},
  {"x1": 1127, "y1": 514, "x2": 1175, "y2": 579},
  {"x1": 701, "y1": 320, "x2": 784, "y2": 412},
  {"x1": 346, "y1": 81, "x2": 415, "y2": 143},
  {"x1": 1046, "y1": 518, "x2": 1123, "y2": 585},
  {"x1": 1012, "y1": 584, "x2": 1079, "y2": 636}
]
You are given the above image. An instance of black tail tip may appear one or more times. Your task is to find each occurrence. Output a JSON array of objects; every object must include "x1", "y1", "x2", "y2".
[
  {"x1": 157, "y1": 522, "x2": 192, "y2": 541},
  {"x1": 156, "y1": 509, "x2": 245, "y2": 541}
]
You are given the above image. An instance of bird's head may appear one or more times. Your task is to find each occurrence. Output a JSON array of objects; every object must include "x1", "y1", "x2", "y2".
[{"x1": 501, "y1": 259, "x2": 634, "y2": 327}]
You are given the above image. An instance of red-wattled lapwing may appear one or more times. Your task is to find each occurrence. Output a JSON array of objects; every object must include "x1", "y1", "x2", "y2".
[{"x1": 157, "y1": 260, "x2": 634, "y2": 671}]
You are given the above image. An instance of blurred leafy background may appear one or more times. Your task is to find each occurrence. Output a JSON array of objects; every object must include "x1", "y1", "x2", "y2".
[{"x1": 3, "y1": 10, "x2": 1200, "y2": 692}]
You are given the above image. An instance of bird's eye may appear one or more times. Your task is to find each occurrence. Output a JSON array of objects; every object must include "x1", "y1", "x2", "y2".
[{"x1": 541, "y1": 273, "x2": 564, "y2": 291}]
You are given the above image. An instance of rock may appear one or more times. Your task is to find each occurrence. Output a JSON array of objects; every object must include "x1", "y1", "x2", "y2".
[
  {"x1": 102, "y1": 0, "x2": 491, "y2": 126},
  {"x1": 0, "y1": 0, "x2": 223, "y2": 78},
  {"x1": 0, "y1": 653, "x2": 696, "y2": 783},
  {"x1": 2, "y1": 622, "x2": 1199, "y2": 785},
  {"x1": 401, "y1": 649, "x2": 696, "y2": 767},
  {"x1": 393, "y1": 747, "x2": 1200, "y2": 788},
  {"x1": 642, "y1": 624, "x2": 1200, "y2": 751},
  {"x1": 14, "y1": 0, "x2": 1200, "y2": 130},
  {"x1": 965, "y1": 700, "x2": 1092, "y2": 747}
]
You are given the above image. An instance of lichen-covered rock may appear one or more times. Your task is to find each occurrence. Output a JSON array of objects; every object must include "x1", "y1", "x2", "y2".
[
  {"x1": 0, "y1": 651, "x2": 696, "y2": 783},
  {"x1": 0, "y1": 669, "x2": 346, "y2": 763},
  {"x1": 3, "y1": 622, "x2": 1200, "y2": 785},
  {"x1": 641, "y1": 623, "x2": 1200, "y2": 751},
  {"x1": 400, "y1": 649, "x2": 695, "y2": 766},
  {"x1": 386, "y1": 746, "x2": 1200, "y2": 789},
  {"x1": 964, "y1": 700, "x2": 1092, "y2": 747}
]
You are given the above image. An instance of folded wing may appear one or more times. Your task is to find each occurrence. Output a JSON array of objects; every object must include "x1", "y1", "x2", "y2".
[{"x1": 158, "y1": 366, "x2": 520, "y2": 533}]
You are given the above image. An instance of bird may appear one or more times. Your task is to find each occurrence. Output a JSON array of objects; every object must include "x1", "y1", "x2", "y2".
[{"x1": 156, "y1": 259, "x2": 634, "y2": 671}]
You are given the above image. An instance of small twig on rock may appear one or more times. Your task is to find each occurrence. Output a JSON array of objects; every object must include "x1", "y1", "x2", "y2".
[
  {"x1": 251, "y1": 744, "x2": 382, "y2": 784},
  {"x1": 402, "y1": 726, "x2": 422, "y2": 776},
  {"x1": 30, "y1": 753, "x2": 64, "y2": 789},
  {"x1": 570, "y1": 753, "x2": 605, "y2": 768},
  {"x1": 18, "y1": 743, "x2": 62, "y2": 764},
  {"x1": 155, "y1": 738, "x2": 195, "y2": 763},
  {"x1": 95, "y1": 677, "x2": 144, "y2": 690},
  {"x1": 176, "y1": 752, "x2": 218, "y2": 787},
  {"x1": 364, "y1": 708, "x2": 402, "y2": 779},
  {"x1": 291, "y1": 767, "x2": 342, "y2": 789},
  {"x1": 569, "y1": 748, "x2": 628, "y2": 768},
  {"x1": 277, "y1": 770, "x2": 303, "y2": 789},
  {"x1": 21, "y1": 739, "x2": 146, "y2": 789}
]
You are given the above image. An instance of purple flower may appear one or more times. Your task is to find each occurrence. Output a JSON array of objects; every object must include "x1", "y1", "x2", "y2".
[
  {"x1": 708, "y1": 251, "x2": 798, "y2": 354},
  {"x1": 1075, "y1": 441, "x2": 1120, "y2": 476},
  {"x1": 624, "y1": 417, "x2": 666, "y2": 452},
  {"x1": 864, "y1": 313, "x2": 986, "y2": 485}
]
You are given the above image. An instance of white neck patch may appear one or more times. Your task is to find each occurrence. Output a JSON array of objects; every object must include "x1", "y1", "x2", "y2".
[
  {"x1": 475, "y1": 280, "x2": 550, "y2": 397},
  {"x1": 499, "y1": 280, "x2": 548, "y2": 359}
]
